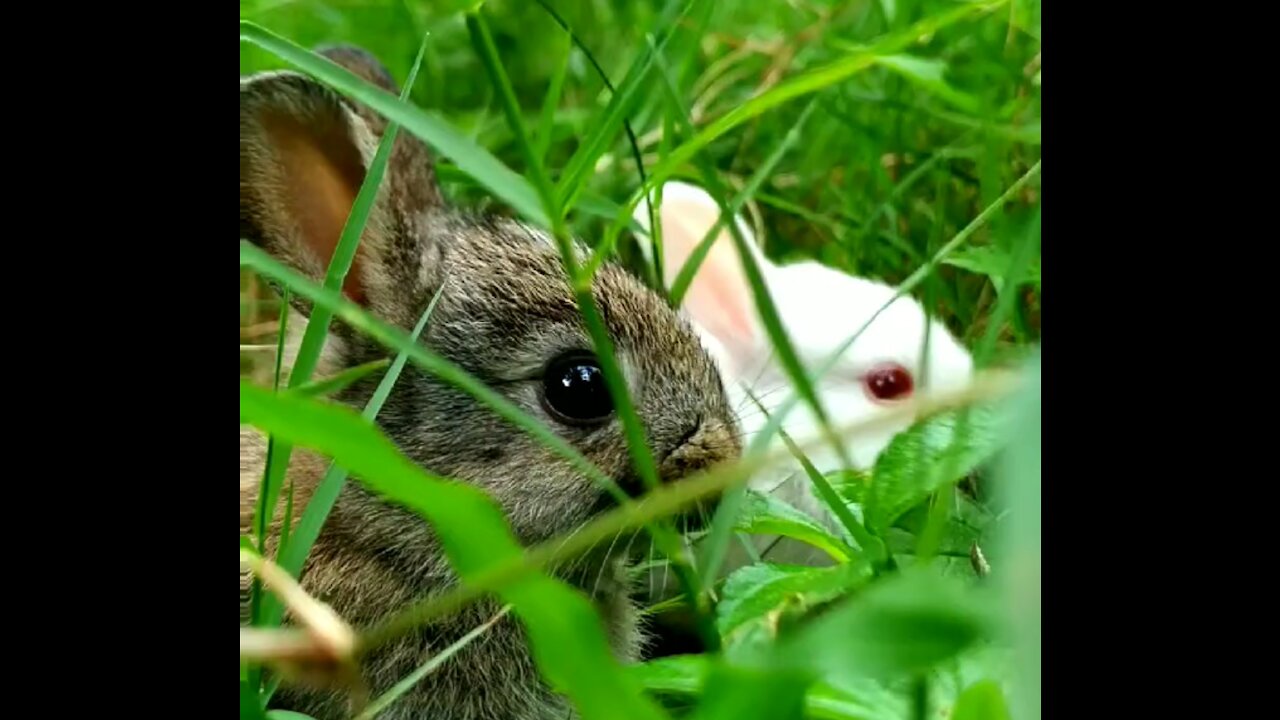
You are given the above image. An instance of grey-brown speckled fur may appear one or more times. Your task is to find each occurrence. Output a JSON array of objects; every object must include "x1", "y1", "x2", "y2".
[{"x1": 240, "y1": 46, "x2": 741, "y2": 719}]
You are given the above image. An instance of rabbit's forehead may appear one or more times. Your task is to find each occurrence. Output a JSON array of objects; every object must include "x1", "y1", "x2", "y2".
[{"x1": 436, "y1": 219, "x2": 727, "y2": 390}]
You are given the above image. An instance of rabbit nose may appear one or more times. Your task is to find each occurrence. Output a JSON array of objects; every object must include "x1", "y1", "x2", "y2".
[{"x1": 658, "y1": 417, "x2": 742, "y2": 483}]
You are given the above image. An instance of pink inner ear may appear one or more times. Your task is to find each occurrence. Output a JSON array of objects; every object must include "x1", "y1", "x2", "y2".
[{"x1": 659, "y1": 198, "x2": 760, "y2": 374}]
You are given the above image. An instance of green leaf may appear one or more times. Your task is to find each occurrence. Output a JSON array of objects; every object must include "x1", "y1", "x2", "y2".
[
  {"x1": 239, "y1": 383, "x2": 668, "y2": 720},
  {"x1": 288, "y1": 359, "x2": 390, "y2": 398},
  {"x1": 241, "y1": 678, "x2": 266, "y2": 720},
  {"x1": 266, "y1": 712, "x2": 317, "y2": 720},
  {"x1": 873, "y1": 54, "x2": 981, "y2": 114},
  {"x1": 733, "y1": 491, "x2": 856, "y2": 562},
  {"x1": 716, "y1": 563, "x2": 872, "y2": 640},
  {"x1": 779, "y1": 570, "x2": 992, "y2": 684},
  {"x1": 942, "y1": 246, "x2": 1040, "y2": 296},
  {"x1": 690, "y1": 663, "x2": 809, "y2": 720},
  {"x1": 951, "y1": 680, "x2": 1012, "y2": 720},
  {"x1": 628, "y1": 655, "x2": 908, "y2": 720},
  {"x1": 863, "y1": 406, "x2": 1007, "y2": 535},
  {"x1": 239, "y1": 22, "x2": 548, "y2": 228},
  {"x1": 929, "y1": 647, "x2": 1015, "y2": 720}
]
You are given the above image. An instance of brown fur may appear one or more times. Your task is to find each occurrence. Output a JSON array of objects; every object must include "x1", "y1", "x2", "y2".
[{"x1": 240, "y1": 46, "x2": 741, "y2": 719}]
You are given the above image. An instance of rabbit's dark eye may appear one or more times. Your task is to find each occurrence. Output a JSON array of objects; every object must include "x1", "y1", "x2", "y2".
[
  {"x1": 542, "y1": 352, "x2": 614, "y2": 425},
  {"x1": 862, "y1": 363, "x2": 914, "y2": 403}
]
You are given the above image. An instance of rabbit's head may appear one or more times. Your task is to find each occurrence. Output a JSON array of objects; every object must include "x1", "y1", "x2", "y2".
[
  {"x1": 241, "y1": 49, "x2": 741, "y2": 566},
  {"x1": 634, "y1": 180, "x2": 974, "y2": 477}
]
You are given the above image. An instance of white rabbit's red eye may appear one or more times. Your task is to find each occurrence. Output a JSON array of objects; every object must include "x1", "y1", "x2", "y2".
[{"x1": 862, "y1": 363, "x2": 914, "y2": 403}]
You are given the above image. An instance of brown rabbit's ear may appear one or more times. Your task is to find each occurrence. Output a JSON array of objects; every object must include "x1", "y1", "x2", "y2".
[{"x1": 240, "y1": 48, "x2": 442, "y2": 327}]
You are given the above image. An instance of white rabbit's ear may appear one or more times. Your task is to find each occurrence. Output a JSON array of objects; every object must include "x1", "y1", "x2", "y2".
[{"x1": 635, "y1": 181, "x2": 764, "y2": 376}]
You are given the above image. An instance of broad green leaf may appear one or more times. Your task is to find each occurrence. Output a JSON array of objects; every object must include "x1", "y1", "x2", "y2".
[
  {"x1": 779, "y1": 570, "x2": 991, "y2": 684},
  {"x1": 930, "y1": 647, "x2": 1015, "y2": 720},
  {"x1": 690, "y1": 663, "x2": 809, "y2": 720},
  {"x1": 239, "y1": 382, "x2": 667, "y2": 720},
  {"x1": 862, "y1": 406, "x2": 1007, "y2": 535},
  {"x1": 716, "y1": 563, "x2": 872, "y2": 640},
  {"x1": 733, "y1": 491, "x2": 856, "y2": 562},
  {"x1": 873, "y1": 54, "x2": 980, "y2": 114},
  {"x1": 943, "y1": 246, "x2": 1041, "y2": 296},
  {"x1": 239, "y1": 22, "x2": 548, "y2": 228},
  {"x1": 951, "y1": 680, "x2": 1013, "y2": 720},
  {"x1": 266, "y1": 712, "x2": 316, "y2": 720},
  {"x1": 629, "y1": 655, "x2": 908, "y2": 720}
]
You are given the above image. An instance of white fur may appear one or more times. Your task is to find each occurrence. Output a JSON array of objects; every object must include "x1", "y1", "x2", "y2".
[{"x1": 633, "y1": 181, "x2": 974, "y2": 584}]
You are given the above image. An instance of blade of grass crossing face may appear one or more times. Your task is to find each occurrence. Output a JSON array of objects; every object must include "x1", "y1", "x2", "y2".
[
  {"x1": 239, "y1": 383, "x2": 670, "y2": 720},
  {"x1": 466, "y1": 7, "x2": 708, "y2": 636},
  {"x1": 248, "y1": 32, "x2": 432, "y2": 602},
  {"x1": 261, "y1": 287, "x2": 445, "y2": 633},
  {"x1": 289, "y1": 359, "x2": 391, "y2": 398},
  {"x1": 240, "y1": 243, "x2": 629, "y2": 507},
  {"x1": 639, "y1": 44, "x2": 857, "y2": 579},
  {"x1": 353, "y1": 606, "x2": 513, "y2": 720},
  {"x1": 239, "y1": 22, "x2": 548, "y2": 228},
  {"x1": 241, "y1": 243, "x2": 706, "y2": 636}
]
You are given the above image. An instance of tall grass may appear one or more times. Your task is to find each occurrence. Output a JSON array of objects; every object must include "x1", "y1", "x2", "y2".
[{"x1": 239, "y1": 0, "x2": 1041, "y2": 718}]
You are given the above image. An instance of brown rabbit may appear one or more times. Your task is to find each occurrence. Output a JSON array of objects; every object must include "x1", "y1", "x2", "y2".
[{"x1": 240, "y1": 46, "x2": 742, "y2": 719}]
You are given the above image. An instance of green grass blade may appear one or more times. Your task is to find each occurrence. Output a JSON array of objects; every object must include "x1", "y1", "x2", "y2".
[
  {"x1": 552, "y1": 0, "x2": 699, "y2": 212},
  {"x1": 288, "y1": 359, "x2": 391, "y2": 398},
  {"x1": 354, "y1": 606, "x2": 513, "y2": 720},
  {"x1": 998, "y1": 351, "x2": 1040, "y2": 720},
  {"x1": 240, "y1": 382, "x2": 670, "y2": 720},
  {"x1": 466, "y1": 11, "x2": 562, "y2": 232},
  {"x1": 530, "y1": 0, "x2": 659, "y2": 241},
  {"x1": 534, "y1": 29, "x2": 571, "y2": 166},
  {"x1": 241, "y1": 677, "x2": 266, "y2": 720},
  {"x1": 239, "y1": 21, "x2": 548, "y2": 228},
  {"x1": 261, "y1": 287, "x2": 444, "y2": 632}
]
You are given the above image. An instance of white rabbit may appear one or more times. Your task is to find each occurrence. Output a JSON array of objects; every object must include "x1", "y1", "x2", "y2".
[{"x1": 632, "y1": 180, "x2": 975, "y2": 592}]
